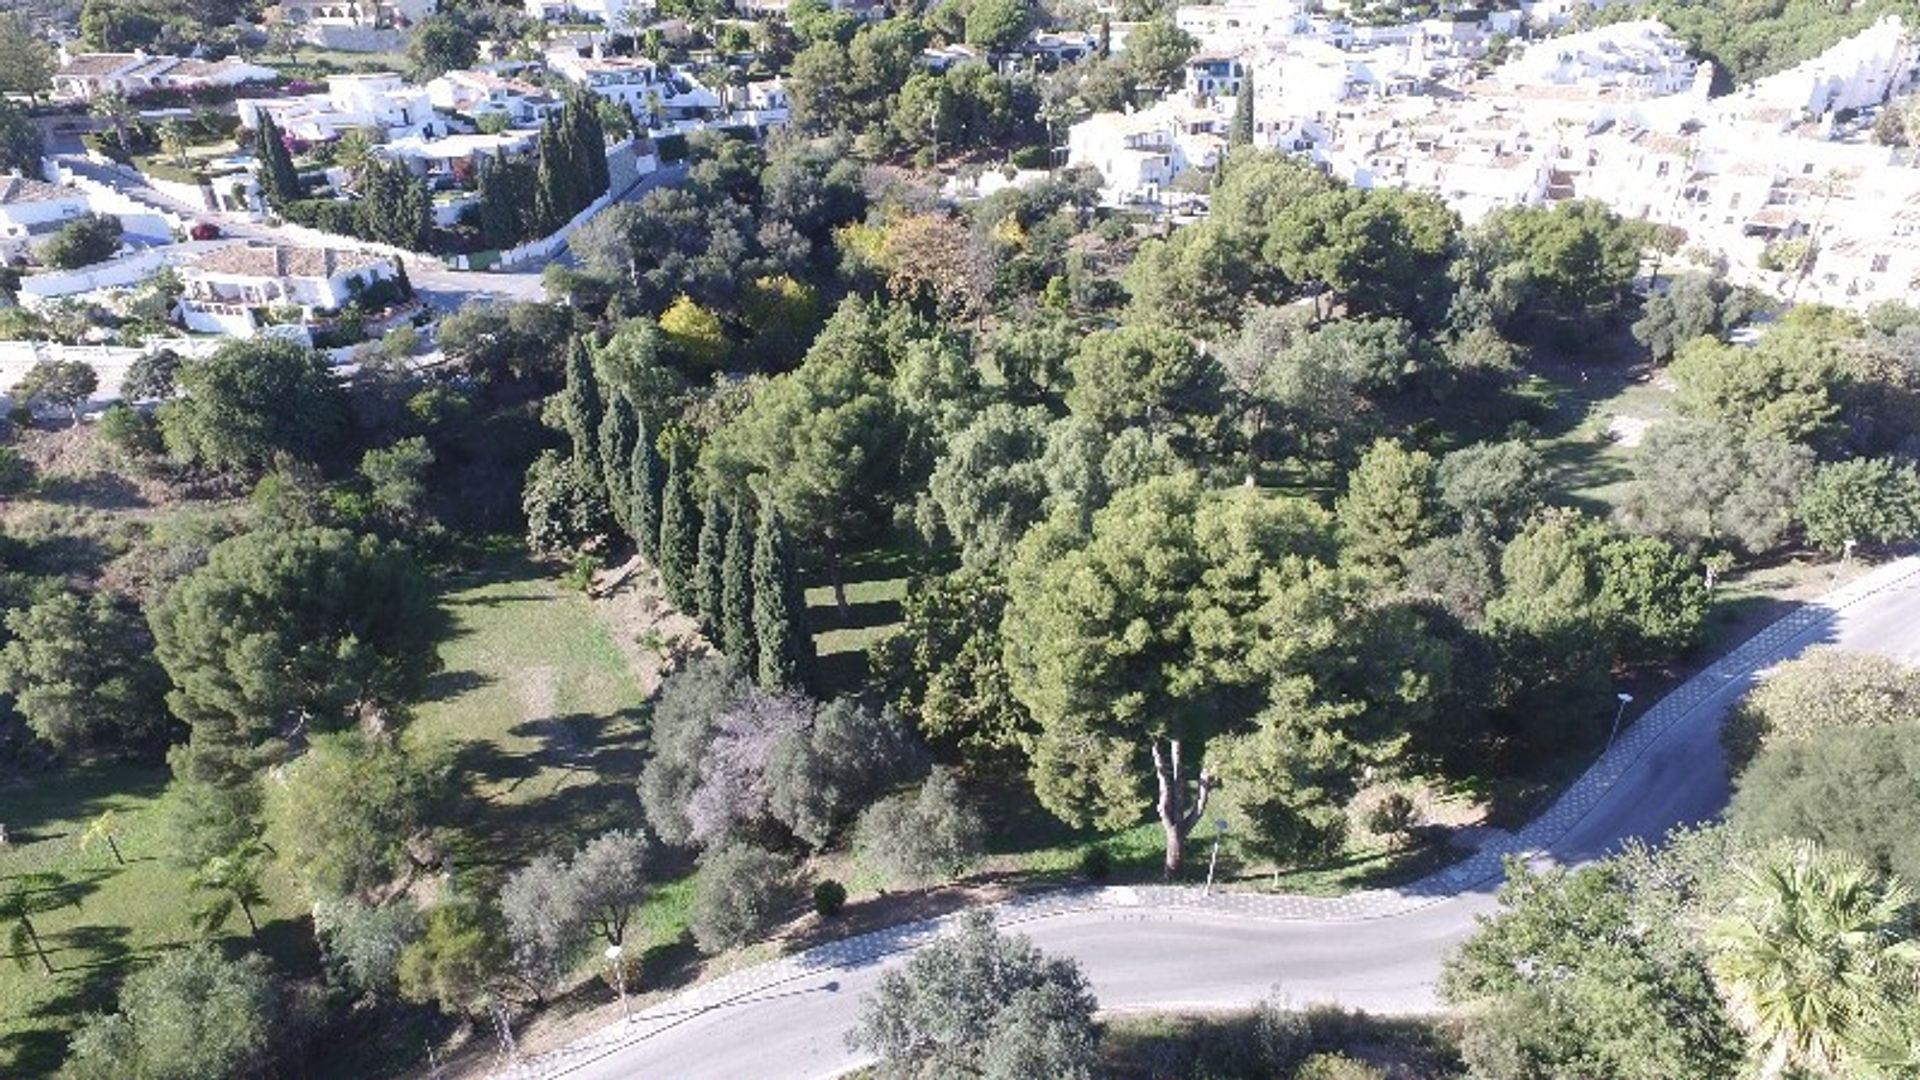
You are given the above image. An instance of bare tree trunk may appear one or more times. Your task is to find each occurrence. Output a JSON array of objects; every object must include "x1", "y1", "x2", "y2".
[
  {"x1": 827, "y1": 544, "x2": 849, "y2": 619},
  {"x1": 1152, "y1": 738, "x2": 1214, "y2": 879},
  {"x1": 239, "y1": 896, "x2": 259, "y2": 936}
]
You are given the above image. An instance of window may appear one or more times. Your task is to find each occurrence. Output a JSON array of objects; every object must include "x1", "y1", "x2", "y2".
[{"x1": 1873, "y1": 253, "x2": 1891, "y2": 273}]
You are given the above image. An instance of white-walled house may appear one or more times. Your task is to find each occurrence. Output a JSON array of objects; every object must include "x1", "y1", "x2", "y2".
[
  {"x1": 426, "y1": 69, "x2": 562, "y2": 125},
  {"x1": 51, "y1": 50, "x2": 278, "y2": 102},
  {"x1": 1499, "y1": 21, "x2": 1697, "y2": 98},
  {"x1": 1176, "y1": 1, "x2": 1305, "y2": 52},
  {"x1": 1068, "y1": 99, "x2": 1232, "y2": 204},
  {"x1": 177, "y1": 244, "x2": 399, "y2": 337},
  {"x1": 276, "y1": 0, "x2": 435, "y2": 29},
  {"x1": 1733, "y1": 15, "x2": 1920, "y2": 119},
  {"x1": 546, "y1": 52, "x2": 721, "y2": 121},
  {"x1": 0, "y1": 177, "x2": 93, "y2": 262},
  {"x1": 238, "y1": 73, "x2": 438, "y2": 142},
  {"x1": 524, "y1": 0, "x2": 654, "y2": 24}
]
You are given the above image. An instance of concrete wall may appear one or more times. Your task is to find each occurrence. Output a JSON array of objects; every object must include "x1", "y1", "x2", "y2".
[
  {"x1": 17, "y1": 240, "x2": 240, "y2": 307},
  {"x1": 0, "y1": 339, "x2": 223, "y2": 414}
]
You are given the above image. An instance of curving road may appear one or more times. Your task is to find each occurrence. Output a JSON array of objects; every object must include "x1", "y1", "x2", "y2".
[{"x1": 496, "y1": 556, "x2": 1920, "y2": 1080}]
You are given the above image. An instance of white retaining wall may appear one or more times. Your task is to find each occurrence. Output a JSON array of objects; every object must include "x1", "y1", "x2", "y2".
[{"x1": 0, "y1": 339, "x2": 223, "y2": 415}]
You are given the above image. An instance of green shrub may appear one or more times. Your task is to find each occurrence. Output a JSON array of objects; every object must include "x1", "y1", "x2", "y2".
[
  {"x1": 1078, "y1": 845, "x2": 1111, "y2": 882},
  {"x1": 812, "y1": 879, "x2": 847, "y2": 917}
]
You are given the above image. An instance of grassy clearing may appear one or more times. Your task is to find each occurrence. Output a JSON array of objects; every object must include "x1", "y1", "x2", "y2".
[
  {"x1": 0, "y1": 767, "x2": 309, "y2": 1079},
  {"x1": 803, "y1": 538, "x2": 953, "y2": 696},
  {"x1": 408, "y1": 556, "x2": 649, "y2": 874}
]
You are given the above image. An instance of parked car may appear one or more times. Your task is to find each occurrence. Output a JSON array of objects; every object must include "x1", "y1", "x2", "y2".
[{"x1": 189, "y1": 221, "x2": 221, "y2": 241}]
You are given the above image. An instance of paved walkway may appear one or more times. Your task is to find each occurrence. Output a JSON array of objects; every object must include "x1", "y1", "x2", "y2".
[{"x1": 493, "y1": 553, "x2": 1920, "y2": 1078}]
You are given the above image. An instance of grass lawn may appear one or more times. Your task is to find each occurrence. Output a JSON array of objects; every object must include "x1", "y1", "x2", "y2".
[
  {"x1": 0, "y1": 767, "x2": 310, "y2": 1079},
  {"x1": 802, "y1": 537, "x2": 953, "y2": 696},
  {"x1": 408, "y1": 555, "x2": 649, "y2": 875}
]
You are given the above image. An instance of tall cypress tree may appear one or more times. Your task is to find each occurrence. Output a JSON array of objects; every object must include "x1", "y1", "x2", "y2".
[
  {"x1": 560, "y1": 334, "x2": 605, "y2": 487},
  {"x1": 657, "y1": 445, "x2": 699, "y2": 610},
  {"x1": 628, "y1": 420, "x2": 664, "y2": 560},
  {"x1": 694, "y1": 490, "x2": 728, "y2": 633},
  {"x1": 752, "y1": 505, "x2": 811, "y2": 689},
  {"x1": 1230, "y1": 72, "x2": 1255, "y2": 147},
  {"x1": 721, "y1": 503, "x2": 756, "y2": 666},
  {"x1": 599, "y1": 391, "x2": 638, "y2": 537},
  {"x1": 254, "y1": 113, "x2": 301, "y2": 207},
  {"x1": 531, "y1": 111, "x2": 565, "y2": 236}
]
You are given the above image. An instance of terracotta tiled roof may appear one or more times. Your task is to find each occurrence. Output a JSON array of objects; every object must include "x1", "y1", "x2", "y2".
[
  {"x1": 187, "y1": 243, "x2": 390, "y2": 280},
  {"x1": 56, "y1": 52, "x2": 143, "y2": 78},
  {"x1": 0, "y1": 176, "x2": 83, "y2": 206}
]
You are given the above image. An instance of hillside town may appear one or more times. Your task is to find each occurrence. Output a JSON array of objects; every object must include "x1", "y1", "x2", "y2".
[
  {"x1": 6, "y1": 1, "x2": 1920, "y2": 1079},
  {"x1": 1070, "y1": 9, "x2": 1919, "y2": 307}
]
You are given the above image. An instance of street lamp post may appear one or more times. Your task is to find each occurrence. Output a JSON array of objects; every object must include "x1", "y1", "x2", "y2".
[
  {"x1": 1605, "y1": 691, "x2": 1635, "y2": 752},
  {"x1": 606, "y1": 944, "x2": 631, "y2": 1024},
  {"x1": 1202, "y1": 818, "x2": 1228, "y2": 896}
]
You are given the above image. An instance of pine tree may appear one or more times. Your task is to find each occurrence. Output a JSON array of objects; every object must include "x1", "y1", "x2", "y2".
[
  {"x1": 721, "y1": 503, "x2": 756, "y2": 666},
  {"x1": 695, "y1": 490, "x2": 728, "y2": 633},
  {"x1": 628, "y1": 420, "x2": 664, "y2": 560},
  {"x1": 657, "y1": 445, "x2": 700, "y2": 610},
  {"x1": 254, "y1": 113, "x2": 301, "y2": 207},
  {"x1": 599, "y1": 392, "x2": 639, "y2": 537},
  {"x1": 752, "y1": 505, "x2": 812, "y2": 689},
  {"x1": 1230, "y1": 73, "x2": 1255, "y2": 147},
  {"x1": 560, "y1": 334, "x2": 605, "y2": 487}
]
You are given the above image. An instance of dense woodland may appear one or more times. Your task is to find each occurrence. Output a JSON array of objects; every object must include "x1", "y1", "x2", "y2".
[{"x1": 7, "y1": 0, "x2": 1920, "y2": 1074}]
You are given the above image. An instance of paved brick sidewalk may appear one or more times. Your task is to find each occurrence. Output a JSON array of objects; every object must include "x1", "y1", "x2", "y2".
[{"x1": 496, "y1": 554, "x2": 1920, "y2": 1079}]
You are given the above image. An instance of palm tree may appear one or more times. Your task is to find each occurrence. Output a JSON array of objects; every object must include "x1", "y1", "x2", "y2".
[
  {"x1": 334, "y1": 127, "x2": 379, "y2": 188},
  {"x1": 158, "y1": 118, "x2": 191, "y2": 170},
  {"x1": 1709, "y1": 841, "x2": 1920, "y2": 1079},
  {"x1": 2, "y1": 873, "x2": 72, "y2": 976},
  {"x1": 90, "y1": 91, "x2": 135, "y2": 155},
  {"x1": 81, "y1": 810, "x2": 125, "y2": 865},
  {"x1": 188, "y1": 841, "x2": 268, "y2": 938}
]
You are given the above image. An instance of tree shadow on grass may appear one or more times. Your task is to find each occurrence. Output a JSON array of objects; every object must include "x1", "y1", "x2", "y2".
[
  {"x1": 0, "y1": 766, "x2": 168, "y2": 843},
  {"x1": 446, "y1": 725, "x2": 647, "y2": 875},
  {"x1": 811, "y1": 598, "x2": 901, "y2": 634},
  {"x1": 33, "y1": 472, "x2": 148, "y2": 512},
  {"x1": 808, "y1": 649, "x2": 869, "y2": 700},
  {"x1": 420, "y1": 668, "x2": 496, "y2": 704}
]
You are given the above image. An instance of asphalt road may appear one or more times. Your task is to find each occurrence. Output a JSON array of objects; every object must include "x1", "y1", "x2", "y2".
[{"x1": 506, "y1": 558, "x2": 1920, "y2": 1080}]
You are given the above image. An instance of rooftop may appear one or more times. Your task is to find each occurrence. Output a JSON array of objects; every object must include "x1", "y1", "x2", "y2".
[
  {"x1": 55, "y1": 52, "x2": 143, "y2": 78},
  {"x1": 186, "y1": 244, "x2": 391, "y2": 280},
  {"x1": 0, "y1": 176, "x2": 83, "y2": 206}
]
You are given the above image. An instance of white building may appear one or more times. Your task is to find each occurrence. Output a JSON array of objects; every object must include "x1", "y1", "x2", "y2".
[
  {"x1": 1499, "y1": 21, "x2": 1697, "y2": 99},
  {"x1": 177, "y1": 243, "x2": 399, "y2": 337},
  {"x1": 238, "y1": 73, "x2": 439, "y2": 143},
  {"x1": 1067, "y1": 98, "x2": 1232, "y2": 205},
  {"x1": 524, "y1": 0, "x2": 653, "y2": 25},
  {"x1": 1176, "y1": 2, "x2": 1305, "y2": 52},
  {"x1": 0, "y1": 177, "x2": 93, "y2": 262},
  {"x1": 1186, "y1": 51, "x2": 1249, "y2": 98},
  {"x1": 275, "y1": 0, "x2": 434, "y2": 29},
  {"x1": 1734, "y1": 15, "x2": 1920, "y2": 119},
  {"x1": 51, "y1": 50, "x2": 278, "y2": 102},
  {"x1": 546, "y1": 51, "x2": 721, "y2": 121},
  {"x1": 426, "y1": 69, "x2": 562, "y2": 125}
]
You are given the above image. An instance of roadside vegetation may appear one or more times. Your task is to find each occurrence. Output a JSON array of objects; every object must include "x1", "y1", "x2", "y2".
[{"x1": 7, "y1": 0, "x2": 1920, "y2": 1074}]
